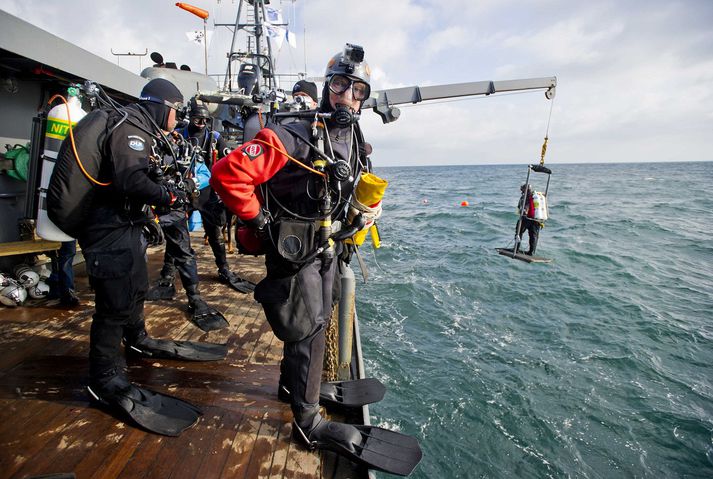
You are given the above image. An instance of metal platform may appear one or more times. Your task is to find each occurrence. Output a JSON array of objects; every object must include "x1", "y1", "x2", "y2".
[{"x1": 496, "y1": 247, "x2": 552, "y2": 264}]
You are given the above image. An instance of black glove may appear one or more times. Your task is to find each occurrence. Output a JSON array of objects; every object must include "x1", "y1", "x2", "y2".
[
  {"x1": 143, "y1": 217, "x2": 164, "y2": 246},
  {"x1": 246, "y1": 210, "x2": 270, "y2": 239},
  {"x1": 165, "y1": 182, "x2": 189, "y2": 209}
]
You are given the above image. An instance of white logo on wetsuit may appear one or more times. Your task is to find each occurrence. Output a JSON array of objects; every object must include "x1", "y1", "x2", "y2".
[{"x1": 128, "y1": 135, "x2": 146, "y2": 151}]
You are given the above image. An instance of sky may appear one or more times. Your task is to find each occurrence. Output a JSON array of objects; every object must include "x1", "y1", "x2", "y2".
[{"x1": 2, "y1": 0, "x2": 712, "y2": 167}]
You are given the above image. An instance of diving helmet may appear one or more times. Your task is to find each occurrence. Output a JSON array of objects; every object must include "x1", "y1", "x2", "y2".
[
  {"x1": 14, "y1": 264, "x2": 39, "y2": 288},
  {"x1": 27, "y1": 280, "x2": 51, "y2": 299},
  {"x1": 325, "y1": 43, "x2": 371, "y2": 86},
  {"x1": 321, "y1": 43, "x2": 371, "y2": 116},
  {"x1": 0, "y1": 280, "x2": 27, "y2": 307}
]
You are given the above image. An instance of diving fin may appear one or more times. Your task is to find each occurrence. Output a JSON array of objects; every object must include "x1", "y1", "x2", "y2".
[
  {"x1": 88, "y1": 375, "x2": 201, "y2": 436},
  {"x1": 218, "y1": 270, "x2": 256, "y2": 294},
  {"x1": 319, "y1": 378, "x2": 386, "y2": 408},
  {"x1": 146, "y1": 278, "x2": 176, "y2": 301},
  {"x1": 294, "y1": 417, "x2": 422, "y2": 476},
  {"x1": 127, "y1": 336, "x2": 227, "y2": 361},
  {"x1": 279, "y1": 378, "x2": 386, "y2": 409},
  {"x1": 188, "y1": 298, "x2": 229, "y2": 332}
]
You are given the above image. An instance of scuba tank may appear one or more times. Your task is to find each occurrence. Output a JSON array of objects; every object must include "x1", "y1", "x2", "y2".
[
  {"x1": 37, "y1": 87, "x2": 86, "y2": 241},
  {"x1": 532, "y1": 191, "x2": 548, "y2": 221}
]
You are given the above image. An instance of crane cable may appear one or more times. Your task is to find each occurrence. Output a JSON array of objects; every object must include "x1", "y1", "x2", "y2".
[{"x1": 540, "y1": 95, "x2": 555, "y2": 167}]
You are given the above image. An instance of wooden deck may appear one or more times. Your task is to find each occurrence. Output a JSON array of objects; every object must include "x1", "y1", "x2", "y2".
[{"x1": 0, "y1": 233, "x2": 366, "y2": 478}]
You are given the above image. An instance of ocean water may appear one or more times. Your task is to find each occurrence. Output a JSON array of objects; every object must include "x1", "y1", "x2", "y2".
[{"x1": 356, "y1": 162, "x2": 713, "y2": 478}]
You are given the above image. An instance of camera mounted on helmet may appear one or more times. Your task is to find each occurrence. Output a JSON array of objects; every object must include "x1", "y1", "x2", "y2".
[
  {"x1": 324, "y1": 43, "x2": 371, "y2": 94},
  {"x1": 341, "y1": 44, "x2": 365, "y2": 72}
]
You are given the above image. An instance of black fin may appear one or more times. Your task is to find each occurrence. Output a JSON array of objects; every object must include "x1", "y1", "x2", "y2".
[
  {"x1": 294, "y1": 419, "x2": 422, "y2": 476},
  {"x1": 218, "y1": 271, "x2": 256, "y2": 294},
  {"x1": 188, "y1": 299, "x2": 229, "y2": 332},
  {"x1": 278, "y1": 378, "x2": 385, "y2": 409},
  {"x1": 127, "y1": 337, "x2": 227, "y2": 361},
  {"x1": 88, "y1": 380, "x2": 201, "y2": 436},
  {"x1": 319, "y1": 378, "x2": 386, "y2": 408},
  {"x1": 146, "y1": 280, "x2": 176, "y2": 301}
]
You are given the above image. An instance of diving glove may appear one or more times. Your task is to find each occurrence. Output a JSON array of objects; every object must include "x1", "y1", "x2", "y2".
[{"x1": 142, "y1": 216, "x2": 164, "y2": 247}]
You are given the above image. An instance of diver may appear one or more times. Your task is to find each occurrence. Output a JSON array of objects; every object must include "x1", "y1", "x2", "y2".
[
  {"x1": 147, "y1": 99, "x2": 254, "y2": 300},
  {"x1": 69, "y1": 78, "x2": 227, "y2": 436},
  {"x1": 291, "y1": 79, "x2": 319, "y2": 110},
  {"x1": 210, "y1": 44, "x2": 421, "y2": 476},
  {"x1": 516, "y1": 183, "x2": 542, "y2": 255}
]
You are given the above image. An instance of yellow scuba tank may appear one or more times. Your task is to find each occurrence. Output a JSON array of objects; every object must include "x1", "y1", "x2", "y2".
[
  {"x1": 345, "y1": 172, "x2": 388, "y2": 247},
  {"x1": 37, "y1": 87, "x2": 86, "y2": 241}
]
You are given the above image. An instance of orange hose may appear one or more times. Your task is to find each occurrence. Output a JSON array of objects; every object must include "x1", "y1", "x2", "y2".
[
  {"x1": 250, "y1": 138, "x2": 327, "y2": 178},
  {"x1": 47, "y1": 94, "x2": 111, "y2": 186}
]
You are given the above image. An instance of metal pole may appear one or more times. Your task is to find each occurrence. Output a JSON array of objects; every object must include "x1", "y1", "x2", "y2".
[
  {"x1": 513, "y1": 166, "x2": 532, "y2": 256},
  {"x1": 203, "y1": 19, "x2": 208, "y2": 75},
  {"x1": 225, "y1": 0, "x2": 245, "y2": 91}
]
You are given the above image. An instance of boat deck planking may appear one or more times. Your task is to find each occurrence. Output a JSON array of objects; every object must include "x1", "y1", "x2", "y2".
[{"x1": 0, "y1": 233, "x2": 365, "y2": 478}]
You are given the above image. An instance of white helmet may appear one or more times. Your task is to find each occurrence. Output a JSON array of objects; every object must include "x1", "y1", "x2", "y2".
[
  {"x1": 27, "y1": 280, "x2": 51, "y2": 299},
  {"x1": 1, "y1": 280, "x2": 27, "y2": 307},
  {"x1": 14, "y1": 264, "x2": 40, "y2": 288}
]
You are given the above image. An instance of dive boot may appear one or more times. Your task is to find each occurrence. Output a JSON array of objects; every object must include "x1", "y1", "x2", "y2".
[
  {"x1": 87, "y1": 373, "x2": 201, "y2": 436},
  {"x1": 218, "y1": 269, "x2": 255, "y2": 294},
  {"x1": 146, "y1": 277, "x2": 176, "y2": 301},
  {"x1": 187, "y1": 296, "x2": 229, "y2": 332},
  {"x1": 126, "y1": 331, "x2": 227, "y2": 361},
  {"x1": 278, "y1": 378, "x2": 386, "y2": 409},
  {"x1": 293, "y1": 415, "x2": 422, "y2": 476}
]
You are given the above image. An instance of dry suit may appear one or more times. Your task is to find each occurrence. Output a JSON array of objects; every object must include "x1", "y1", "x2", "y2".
[
  {"x1": 76, "y1": 103, "x2": 173, "y2": 383},
  {"x1": 210, "y1": 117, "x2": 370, "y2": 427}
]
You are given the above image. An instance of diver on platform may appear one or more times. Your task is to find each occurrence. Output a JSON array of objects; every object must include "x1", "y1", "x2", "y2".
[
  {"x1": 70, "y1": 78, "x2": 227, "y2": 436},
  {"x1": 210, "y1": 44, "x2": 421, "y2": 475},
  {"x1": 147, "y1": 100, "x2": 254, "y2": 301},
  {"x1": 516, "y1": 183, "x2": 541, "y2": 255}
]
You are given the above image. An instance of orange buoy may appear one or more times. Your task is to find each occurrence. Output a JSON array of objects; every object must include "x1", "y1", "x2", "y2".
[
  {"x1": 176, "y1": 2, "x2": 209, "y2": 20},
  {"x1": 460, "y1": 200, "x2": 469, "y2": 207}
]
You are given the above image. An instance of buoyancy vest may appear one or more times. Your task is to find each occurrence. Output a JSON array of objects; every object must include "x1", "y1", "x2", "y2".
[
  {"x1": 47, "y1": 108, "x2": 115, "y2": 237},
  {"x1": 262, "y1": 120, "x2": 364, "y2": 221}
]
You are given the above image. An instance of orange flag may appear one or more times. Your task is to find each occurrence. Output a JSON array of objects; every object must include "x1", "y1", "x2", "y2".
[{"x1": 176, "y1": 2, "x2": 209, "y2": 20}]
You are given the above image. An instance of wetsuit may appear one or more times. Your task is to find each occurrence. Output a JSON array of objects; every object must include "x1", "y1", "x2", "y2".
[
  {"x1": 210, "y1": 117, "x2": 369, "y2": 427},
  {"x1": 76, "y1": 104, "x2": 173, "y2": 383}
]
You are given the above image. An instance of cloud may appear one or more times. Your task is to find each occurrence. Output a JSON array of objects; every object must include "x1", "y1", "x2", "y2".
[{"x1": 2, "y1": 0, "x2": 712, "y2": 165}]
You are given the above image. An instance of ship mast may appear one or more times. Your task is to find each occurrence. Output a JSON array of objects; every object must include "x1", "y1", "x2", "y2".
[{"x1": 217, "y1": 0, "x2": 278, "y2": 93}]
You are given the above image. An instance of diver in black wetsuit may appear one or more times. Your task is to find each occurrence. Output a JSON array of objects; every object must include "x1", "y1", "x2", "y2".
[
  {"x1": 74, "y1": 79, "x2": 226, "y2": 436},
  {"x1": 210, "y1": 44, "x2": 421, "y2": 476},
  {"x1": 148, "y1": 101, "x2": 254, "y2": 302}
]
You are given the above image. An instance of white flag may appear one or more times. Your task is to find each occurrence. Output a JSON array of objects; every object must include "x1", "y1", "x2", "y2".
[
  {"x1": 265, "y1": 6, "x2": 283, "y2": 24},
  {"x1": 287, "y1": 30, "x2": 297, "y2": 49},
  {"x1": 186, "y1": 30, "x2": 213, "y2": 47},
  {"x1": 265, "y1": 24, "x2": 285, "y2": 49}
]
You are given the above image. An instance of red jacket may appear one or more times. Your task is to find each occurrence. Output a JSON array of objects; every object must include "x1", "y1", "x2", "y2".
[{"x1": 210, "y1": 128, "x2": 289, "y2": 222}]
